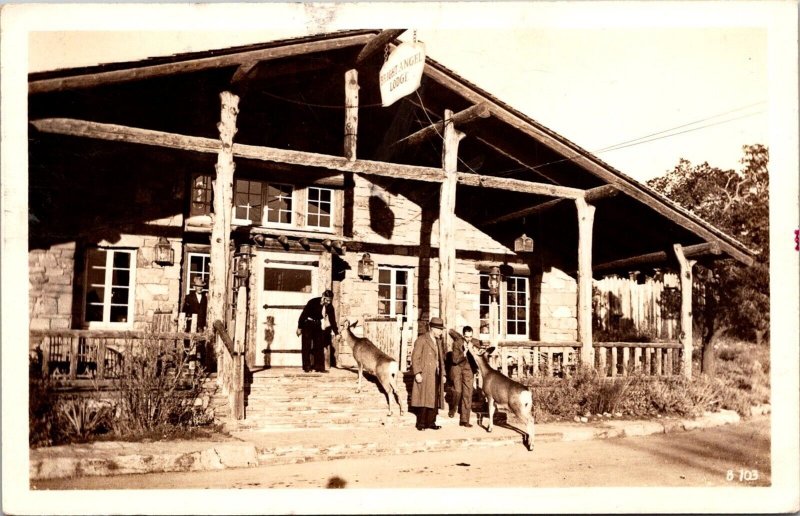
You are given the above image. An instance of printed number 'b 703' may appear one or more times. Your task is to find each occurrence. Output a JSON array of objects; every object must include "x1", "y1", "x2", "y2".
[{"x1": 726, "y1": 469, "x2": 759, "y2": 481}]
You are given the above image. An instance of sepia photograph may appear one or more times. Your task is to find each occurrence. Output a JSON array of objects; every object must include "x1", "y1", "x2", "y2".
[{"x1": 2, "y1": 2, "x2": 798, "y2": 514}]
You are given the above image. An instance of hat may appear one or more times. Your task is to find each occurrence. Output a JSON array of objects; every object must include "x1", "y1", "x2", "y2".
[
  {"x1": 191, "y1": 276, "x2": 206, "y2": 287},
  {"x1": 322, "y1": 289, "x2": 334, "y2": 299},
  {"x1": 429, "y1": 317, "x2": 444, "y2": 329}
]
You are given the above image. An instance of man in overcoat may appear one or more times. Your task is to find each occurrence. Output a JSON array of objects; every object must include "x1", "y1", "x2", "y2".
[
  {"x1": 410, "y1": 317, "x2": 447, "y2": 430},
  {"x1": 296, "y1": 289, "x2": 338, "y2": 372}
]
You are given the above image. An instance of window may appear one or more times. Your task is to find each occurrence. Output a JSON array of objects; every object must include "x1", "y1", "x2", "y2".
[
  {"x1": 378, "y1": 267, "x2": 412, "y2": 320},
  {"x1": 264, "y1": 267, "x2": 313, "y2": 293},
  {"x1": 186, "y1": 253, "x2": 210, "y2": 294},
  {"x1": 84, "y1": 248, "x2": 136, "y2": 327},
  {"x1": 265, "y1": 184, "x2": 293, "y2": 225},
  {"x1": 306, "y1": 187, "x2": 333, "y2": 230},
  {"x1": 479, "y1": 274, "x2": 500, "y2": 336},
  {"x1": 233, "y1": 179, "x2": 264, "y2": 225},
  {"x1": 505, "y1": 276, "x2": 528, "y2": 337},
  {"x1": 478, "y1": 273, "x2": 529, "y2": 338},
  {"x1": 189, "y1": 174, "x2": 213, "y2": 216}
]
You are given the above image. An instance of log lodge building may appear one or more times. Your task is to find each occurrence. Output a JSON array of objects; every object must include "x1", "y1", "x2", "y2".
[{"x1": 28, "y1": 30, "x2": 754, "y2": 424}]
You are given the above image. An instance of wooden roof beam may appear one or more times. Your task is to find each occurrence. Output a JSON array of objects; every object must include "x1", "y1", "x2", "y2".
[
  {"x1": 396, "y1": 103, "x2": 490, "y2": 147},
  {"x1": 422, "y1": 62, "x2": 754, "y2": 266},
  {"x1": 29, "y1": 33, "x2": 374, "y2": 94},
  {"x1": 355, "y1": 29, "x2": 406, "y2": 65},
  {"x1": 483, "y1": 184, "x2": 619, "y2": 225},
  {"x1": 593, "y1": 242, "x2": 723, "y2": 273},
  {"x1": 30, "y1": 117, "x2": 586, "y2": 200}
]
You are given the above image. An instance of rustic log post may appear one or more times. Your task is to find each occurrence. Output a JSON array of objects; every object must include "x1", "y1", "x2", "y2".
[
  {"x1": 232, "y1": 286, "x2": 247, "y2": 419},
  {"x1": 598, "y1": 346, "x2": 606, "y2": 377},
  {"x1": 344, "y1": 69, "x2": 359, "y2": 161},
  {"x1": 439, "y1": 109, "x2": 465, "y2": 350},
  {"x1": 210, "y1": 91, "x2": 239, "y2": 379},
  {"x1": 673, "y1": 244, "x2": 696, "y2": 378},
  {"x1": 575, "y1": 197, "x2": 596, "y2": 367}
]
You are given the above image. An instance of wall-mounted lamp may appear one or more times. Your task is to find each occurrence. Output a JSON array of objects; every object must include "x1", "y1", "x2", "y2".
[
  {"x1": 488, "y1": 265, "x2": 501, "y2": 298},
  {"x1": 358, "y1": 253, "x2": 375, "y2": 280},
  {"x1": 234, "y1": 244, "x2": 253, "y2": 287},
  {"x1": 154, "y1": 237, "x2": 174, "y2": 265},
  {"x1": 514, "y1": 233, "x2": 534, "y2": 253}
]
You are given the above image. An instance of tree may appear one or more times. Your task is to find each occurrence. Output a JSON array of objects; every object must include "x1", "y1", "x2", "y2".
[{"x1": 647, "y1": 144, "x2": 770, "y2": 375}]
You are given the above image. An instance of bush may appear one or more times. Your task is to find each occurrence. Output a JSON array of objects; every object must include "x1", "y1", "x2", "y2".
[
  {"x1": 29, "y1": 376, "x2": 60, "y2": 447},
  {"x1": 58, "y1": 397, "x2": 114, "y2": 441},
  {"x1": 109, "y1": 336, "x2": 208, "y2": 437}
]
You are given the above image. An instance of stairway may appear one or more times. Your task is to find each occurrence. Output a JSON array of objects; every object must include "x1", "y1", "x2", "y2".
[{"x1": 223, "y1": 367, "x2": 417, "y2": 432}]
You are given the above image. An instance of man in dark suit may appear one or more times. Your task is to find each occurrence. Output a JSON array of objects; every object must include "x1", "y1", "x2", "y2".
[
  {"x1": 448, "y1": 325, "x2": 479, "y2": 427},
  {"x1": 296, "y1": 289, "x2": 338, "y2": 373},
  {"x1": 410, "y1": 317, "x2": 447, "y2": 431},
  {"x1": 182, "y1": 276, "x2": 208, "y2": 332}
]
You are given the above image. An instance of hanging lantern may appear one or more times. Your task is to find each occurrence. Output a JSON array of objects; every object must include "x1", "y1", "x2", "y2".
[
  {"x1": 514, "y1": 233, "x2": 534, "y2": 253},
  {"x1": 154, "y1": 237, "x2": 174, "y2": 265},
  {"x1": 358, "y1": 253, "x2": 375, "y2": 280},
  {"x1": 488, "y1": 266, "x2": 501, "y2": 298},
  {"x1": 234, "y1": 244, "x2": 253, "y2": 280}
]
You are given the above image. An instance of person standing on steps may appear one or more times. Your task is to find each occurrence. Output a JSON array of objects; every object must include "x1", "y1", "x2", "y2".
[
  {"x1": 410, "y1": 317, "x2": 447, "y2": 431},
  {"x1": 449, "y1": 325, "x2": 479, "y2": 427},
  {"x1": 182, "y1": 276, "x2": 208, "y2": 367},
  {"x1": 296, "y1": 289, "x2": 338, "y2": 373}
]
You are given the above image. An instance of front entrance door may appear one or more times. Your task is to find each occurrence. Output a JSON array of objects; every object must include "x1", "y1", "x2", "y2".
[{"x1": 256, "y1": 251, "x2": 319, "y2": 367}]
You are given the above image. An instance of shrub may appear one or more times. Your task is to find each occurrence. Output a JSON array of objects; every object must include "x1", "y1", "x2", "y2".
[
  {"x1": 109, "y1": 336, "x2": 207, "y2": 437},
  {"x1": 58, "y1": 397, "x2": 113, "y2": 441},
  {"x1": 29, "y1": 376, "x2": 59, "y2": 447}
]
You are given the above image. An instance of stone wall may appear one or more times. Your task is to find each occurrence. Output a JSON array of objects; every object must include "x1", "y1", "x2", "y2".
[
  {"x1": 534, "y1": 267, "x2": 578, "y2": 342},
  {"x1": 29, "y1": 242, "x2": 76, "y2": 332}
]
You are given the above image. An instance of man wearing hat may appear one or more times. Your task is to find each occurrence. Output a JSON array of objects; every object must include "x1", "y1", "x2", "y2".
[
  {"x1": 296, "y1": 289, "x2": 339, "y2": 373},
  {"x1": 410, "y1": 317, "x2": 447, "y2": 430},
  {"x1": 182, "y1": 276, "x2": 208, "y2": 332}
]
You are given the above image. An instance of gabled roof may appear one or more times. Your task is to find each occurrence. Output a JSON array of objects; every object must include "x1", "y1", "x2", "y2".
[{"x1": 28, "y1": 29, "x2": 754, "y2": 267}]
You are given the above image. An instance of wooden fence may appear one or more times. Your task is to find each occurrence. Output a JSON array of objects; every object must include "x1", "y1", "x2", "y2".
[
  {"x1": 593, "y1": 274, "x2": 680, "y2": 340},
  {"x1": 29, "y1": 329, "x2": 209, "y2": 384},
  {"x1": 362, "y1": 314, "x2": 418, "y2": 372},
  {"x1": 497, "y1": 340, "x2": 683, "y2": 381}
]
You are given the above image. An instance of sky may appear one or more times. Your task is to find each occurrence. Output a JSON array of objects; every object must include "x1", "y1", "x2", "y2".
[{"x1": 23, "y1": 3, "x2": 774, "y2": 183}]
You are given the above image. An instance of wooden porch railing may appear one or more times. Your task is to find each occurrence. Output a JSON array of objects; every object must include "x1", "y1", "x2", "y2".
[
  {"x1": 29, "y1": 329, "x2": 209, "y2": 385},
  {"x1": 495, "y1": 340, "x2": 683, "y2": 380}
]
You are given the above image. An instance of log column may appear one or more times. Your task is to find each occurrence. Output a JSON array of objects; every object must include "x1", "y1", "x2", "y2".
[
  {"x1": 439, "y1": 109, "x2": 465, "y2": 349},
  {"x1": 673, "y1": 244, "x2": 696, "y2": 378},
  {"x1": 344, "y1": 69, "x2": 359, "y2": 161},
  {"x1": 210, "y1": 91, "x2": 239, "y2": 375},
  {"x1": 575, "y1": 197, "x2": 595, "y2": 366}
]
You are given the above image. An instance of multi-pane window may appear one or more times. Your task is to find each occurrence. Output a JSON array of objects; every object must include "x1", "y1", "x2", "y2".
[
  {"x1": 479, "y1": 274, "x2": 500, "y2": 336},
  {"x1": 505, "y1": 276, "x2": 528, "y2": 337},
  {"x1": 233, "y1": 179, "x2": 264, "y2": 225},
  {"x1": 186, "y1": 253, "x2": 210, "y2": 294},
  {"x1": 478, "y1": 273, "x2": 528, "y2": 338},
  {"x1": 265, "y1": 184, "x2": 293, "y2": 225},
  {"x1": 306, "y1": 187, "x2": 333, "y2": 230},
  {"x1": 378, "y1": 267, "x2": 411, "y2": 320},
  {"x1": 84, "y1": 248, "x2": 135, "y2": 326},
  {"x1": 190, "y1": 174, "x2": 213, "y2": 216}
]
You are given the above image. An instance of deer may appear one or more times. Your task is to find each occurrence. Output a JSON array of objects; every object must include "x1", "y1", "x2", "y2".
[
  {"x1": 449, "y1": 329, "x2": 534, "y2": 451},
  {"x1": 337, "y1": 319, "x2": 404, "y2": 417}
]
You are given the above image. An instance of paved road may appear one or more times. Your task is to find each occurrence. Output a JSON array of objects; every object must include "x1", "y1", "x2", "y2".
[{"x1": 33, "y1": 417, "x2": 770, "y2": 490}]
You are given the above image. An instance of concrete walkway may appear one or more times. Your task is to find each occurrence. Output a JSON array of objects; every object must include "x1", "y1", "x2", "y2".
[{"x1": 29, "y1": 408, "x2": 753, "y2": 481}]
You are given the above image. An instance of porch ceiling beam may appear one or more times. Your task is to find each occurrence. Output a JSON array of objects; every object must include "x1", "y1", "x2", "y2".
[
  {"x1": 404, "y1": 96, "x2": 562, "y2": 185},
  {"x1": 355, "y1": 29, "x2": 406, "y2": 64},
  {"x1": 29, "y1": 33, "x2": 375, "y2": 94},
  {"x1": 422, "y1": 62, "x2": 754, "y2": 266},
  {"x1": 31, "y1": 117, "x2": 587, "y2": 199},
  {"x1": 483, "y1": 184, "x2": 619, "y2": 225},
  {"x1": 593, "y1": 242, "x2": 722, "y2": 274},
  {"x1": 396, "y1": 103, "x2": 490, "y2": 147}
]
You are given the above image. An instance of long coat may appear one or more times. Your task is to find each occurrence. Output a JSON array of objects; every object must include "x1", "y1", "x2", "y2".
[
  {"x1": 182, "y1": 292, "x2": 208, "y2": 331},
  {"x1": 410, "y1": 332, "x2": 446, "y2": 409}
]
